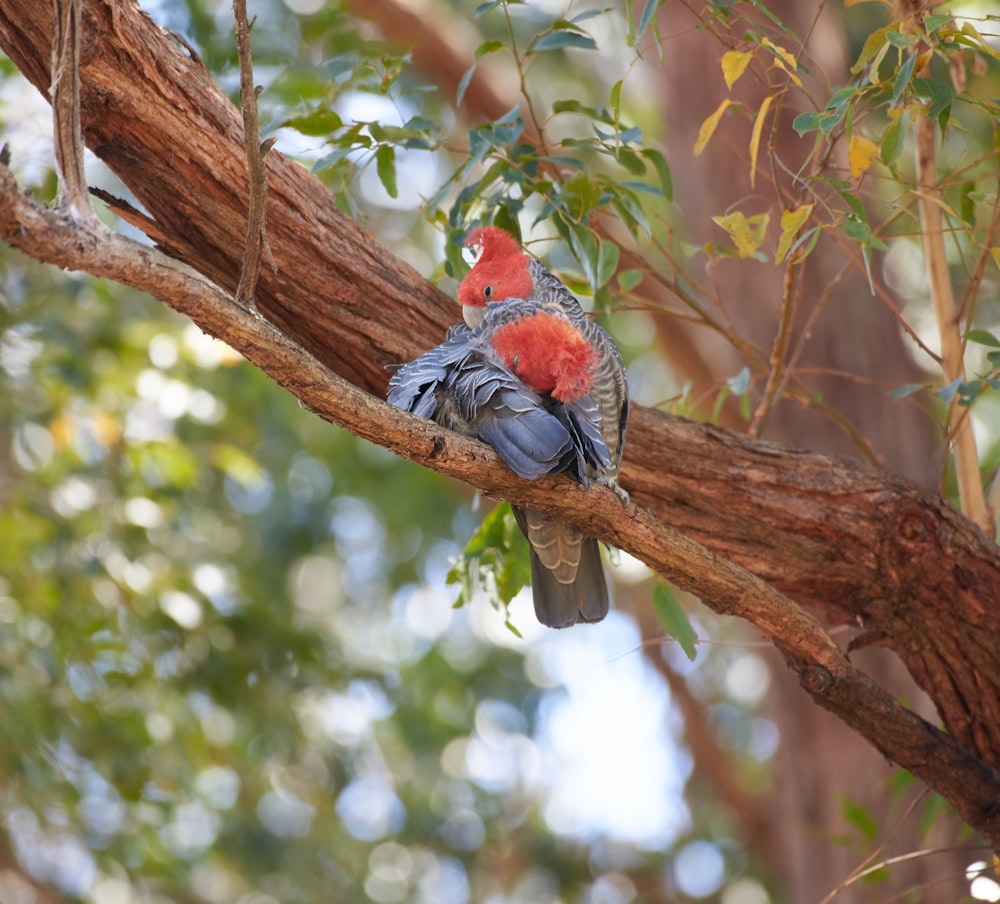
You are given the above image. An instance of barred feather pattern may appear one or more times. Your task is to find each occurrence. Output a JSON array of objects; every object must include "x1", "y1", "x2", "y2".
[{"x1": 523, "y1": 258, "x2": 629, "y2": 488}]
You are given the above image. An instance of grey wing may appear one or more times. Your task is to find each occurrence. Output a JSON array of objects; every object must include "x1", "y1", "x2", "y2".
[
  {"x1": 389, "y1": 327, "x2": 575, "y2": 481},
  {"x1": 553, "y1": 394, "x2": 612, "y2": 488},
  {"x1": 452, "y1": 365, "x2": 574, "y2": 480},
  {"x1": 387, "y1": 324, "x2": 475, "y2": 418}
]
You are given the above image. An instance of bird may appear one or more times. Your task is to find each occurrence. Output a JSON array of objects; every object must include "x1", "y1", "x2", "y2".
[{"x1": 388, "y1": 226, "x2": 629, "y2": 628}]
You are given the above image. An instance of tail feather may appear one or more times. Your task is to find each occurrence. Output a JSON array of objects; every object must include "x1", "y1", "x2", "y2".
[{"x1": 513, "y1": 506, "x2": 609, "y2": 628}]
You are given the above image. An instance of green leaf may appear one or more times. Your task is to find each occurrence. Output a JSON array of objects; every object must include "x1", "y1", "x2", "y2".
[
  {"x1": 491, "y1": 206, "x2": 522, "y2": 241},
  {"x1": 960, "y1": 181, "x2": 976, "y2": 226},
  {"x1": 475, "y1": 39, "x2": 505, "y2": 62},
  {"x1": 957, "y1": 380, "x2": 983, "y2": 406},
  {"x1": 567, "y1": 224, "x2": 600, "y2": 289},
  {"x1": 553, "y1": 98, "x2": 612, "y2": 123},
  {"x1": 375, "y1": 145, "x2": 397, "y2": 198},
  {"x1": 636, "y1": 0, "x2": 659, "y2": 43},
  {"x1": 792, "y1": 111, "x2": 820, "y2": 136},
  {"x1": 912, "y1": 76, "x2": 953, "y2": 120},
  {"x1": 451, "y1": 504, "x2": 531, "y2": 608},
  {"x1": 888, "y1": 383, "x2": 926, "y2": 399},
  {"x1": 652, "y1": 583, "x2": 698, "y2": 660},
  {"x1": 610, "y1": 79, "x2": 623, "y2": 121},
  {"x1": 532, "y1": 29, "x2": 598, "y2": 53},
  {"x1": 473, "y1": 0, "x2": 502, "y2": 15},
  {"x1": 457, "y1": 63, "x2": 475, "y2": 107},
  {"x1": 879, "y1": 112, "x2": 908, "y2": 170},
  {"x1": 967, "y1": 330, "x2": 1000, "y2": 348},
  {"x1": 283, "y1": 108, "x2": 343, "y2": 137},
  {"x1": 618, "y1": 124, "x2": 643, "y2": 146},
  {"x1": 839, "y1": 794, "x2": 878, "y2": 843},
  {"x1": 885, "y1": 30, "x2": 918, "y2": 48},
  {"x1": 611, "y1": 187, "x2": 652, "y2": 236},
  {"x1": 641, "y1": 148, "x2": 673, "y2": 201},
  {"x1": 826, "y1": 85, "x2": 859, "y2": 113},
  {"x1": 935, "y1": 376, "x2": 962, "y2": 402},
  {"x1": 312, "y1": 145, "x2": 356, "y2": 173},
  {"x1": 891, "y1": 50, "x2": 918, "y2": 107},
  {"x1": 616, "y1": 147, "x2": 647, "y2": 176},
  {"x1": 595, "y1": 239, "x2": 620, "y2": 290},
  {"x1": 617, "y1": 269, "x2": 643, "y2": 292}
]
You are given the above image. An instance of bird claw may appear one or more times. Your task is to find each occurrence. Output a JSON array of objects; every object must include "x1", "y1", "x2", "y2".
[{"x1": 597, "y1": 476, "x2": 630, "y2": 507}]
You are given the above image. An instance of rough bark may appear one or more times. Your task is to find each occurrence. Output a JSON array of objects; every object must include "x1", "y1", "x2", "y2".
[{"x1": 1, "y1": 0, "x2": 999, "y2": 849}]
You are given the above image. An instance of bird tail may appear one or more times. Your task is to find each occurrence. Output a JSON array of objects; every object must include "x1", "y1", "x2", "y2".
[{"x1": 512, "y1": 506, "x2": 609, "y2": 628}]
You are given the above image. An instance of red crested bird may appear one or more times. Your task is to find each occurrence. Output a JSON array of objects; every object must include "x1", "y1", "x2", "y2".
[{"x1": 388, "y1": 226, "x2": 629, "y2": 628}]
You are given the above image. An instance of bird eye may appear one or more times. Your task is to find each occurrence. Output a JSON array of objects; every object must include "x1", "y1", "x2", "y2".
[{"x1": 483, "y1": 285, "x2": 494, "y2": 301}]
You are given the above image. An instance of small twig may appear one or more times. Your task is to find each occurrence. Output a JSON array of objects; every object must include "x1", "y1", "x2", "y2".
[
  {"x1": 232, "y1": 0, "x2": 275, "y2": 313},
  {"x1": 748, "y1": 254, "x2": 802, "y2": 438},
  {"x1": 51, "y1": 0, "x2": 97, "y2": 221},
  {"x1": 914, "y1": 83, "x2": 991, "y2": 535}
]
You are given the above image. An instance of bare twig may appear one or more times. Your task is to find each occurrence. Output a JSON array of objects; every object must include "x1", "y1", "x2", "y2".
[
  {"x1": 748, "y1": 255, "x2": 802, "y2": 437},
  {"x1": 914, "y1": 106, "x2": 991, "y2": 535},
  {"x1": 51, "y1": 0, "x2": 95, "y2": 220},
  {"x1": 232, "y1": 0, "x2": 274, "y2": 313}
]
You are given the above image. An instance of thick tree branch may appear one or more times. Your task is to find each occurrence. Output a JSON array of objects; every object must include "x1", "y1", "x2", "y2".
[{"x1": 1, "y1": 161, "x2": 999, "y2": 845}]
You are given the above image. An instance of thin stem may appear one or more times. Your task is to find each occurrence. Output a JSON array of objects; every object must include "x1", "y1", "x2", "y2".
[
  {"x1": 233, "y1": 0, "x2": 275, "y2": 313},
  {"x1": 51, "y1": 0, "x2": 96, "y2": 221},
  {"x1": 914, "y1": 98, "x2": 991, "y2": 535}
]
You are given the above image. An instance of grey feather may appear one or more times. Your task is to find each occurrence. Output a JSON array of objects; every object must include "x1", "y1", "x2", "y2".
[{"x1": 388, "y1": 249, "x2": 628, "y2": 629}]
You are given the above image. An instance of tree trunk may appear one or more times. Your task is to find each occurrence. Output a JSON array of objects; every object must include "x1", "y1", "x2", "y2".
[{"x1": 654, "y1": 2, "x2": 970, "y2": 899}]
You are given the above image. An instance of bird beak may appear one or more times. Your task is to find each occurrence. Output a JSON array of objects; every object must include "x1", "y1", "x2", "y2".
[{"x1": 462, "y1": 305, "x2": 485, "y2": 328}]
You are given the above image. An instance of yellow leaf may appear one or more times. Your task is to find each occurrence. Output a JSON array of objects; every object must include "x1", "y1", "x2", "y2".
[
  {"x1": 49, "y1": 412, "x2": 74, "y2": 450},
  {"x1": 775, "y1": 203, "x2": 815, "y2": 263},
  {"x1": 721, "y1": 50, "x2": 752, "y2": 91},
  {"x1": 851, "y1": 25, "x2": 889, "y2": 76},
  {"x1": 762, "y1": 37, "x2": 802, "y2": 87},
  {"x1": 990, "y1": 247, "x2": 1000, "y2": 271},
  {"x1": 92, "y1": 410, "x2": 122, "y2": 448},
  {"x1": 694, "y1": 99, "x2": 732, "y2": 156},
  {"x1": 712, "y1": 211, "x2": 770, "y2": 258},
  {"x1": 749, "y1": 94, "x2": 774, "y2": 189},
  {"x1": 849, "y1": 134, "x2": 879, "y2": 179}
]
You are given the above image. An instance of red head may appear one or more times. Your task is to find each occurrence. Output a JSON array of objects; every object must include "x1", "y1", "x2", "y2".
[{"x1": 457, "y1": 227, "x2": 535, "y2": 327}]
